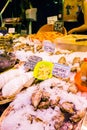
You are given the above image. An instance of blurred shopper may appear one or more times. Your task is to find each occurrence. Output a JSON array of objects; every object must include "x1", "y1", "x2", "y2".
[{"x1": 68, "y1": 0, "x2": 87, "y2": 34}]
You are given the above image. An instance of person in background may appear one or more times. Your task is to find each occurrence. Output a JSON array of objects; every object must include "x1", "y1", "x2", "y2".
[{"x1": 68, "y1": 0, "x2": 87, "y2": 34}]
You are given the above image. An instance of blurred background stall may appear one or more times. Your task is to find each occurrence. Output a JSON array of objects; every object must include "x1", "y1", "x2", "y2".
[
  {"x1": 0, "y1": 0, "x2": 82, "y2": 34},
  {"x1": 0, "y1": 0, "x2": 63, "y2": 34}
]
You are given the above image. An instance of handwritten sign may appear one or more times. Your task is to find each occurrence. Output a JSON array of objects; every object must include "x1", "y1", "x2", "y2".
[
  {"x1": 43, "y1": 40, "x2": 55, "y2": 53},
  {"x1": 54, "y1": 21, "x2": 64, "y2": 33},
  {"x1": 24, "y1": 55, "x2": 42, "y2": 70},
  {"x1": 33, "y1": 61, "x2": 53, "y2": 80},
  {"x1": 52, "y1": 63, "x2": 70, "y2": 78}
]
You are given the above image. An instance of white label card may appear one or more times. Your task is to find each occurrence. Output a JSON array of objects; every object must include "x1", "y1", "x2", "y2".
[
  {"x1": 43, "y1": 40, "x2": 55, "y2": 53},
  {"x1": 24, "y1": 55, "x2": 42, "y2": 70},
  {"x1": 47, "y1": 16, "x2": 57, "y2": 24},
  {"x1": 52, "y1": 63, "x2": 70, "y2": 78},
  {"x1": 8, "y1": 28, "x2": 15, "y2": 33}
]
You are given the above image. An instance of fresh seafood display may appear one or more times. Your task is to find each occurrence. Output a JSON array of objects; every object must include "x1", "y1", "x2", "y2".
[
  {"x1": 0, "y1": 33, "x2": 87, "y2": 130},
  {"x1": 0, "y1": 77, "x2": 87, "y2": 130}
]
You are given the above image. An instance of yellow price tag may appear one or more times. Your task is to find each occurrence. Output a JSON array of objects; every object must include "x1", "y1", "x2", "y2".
[{"x1": 33, "y1": 61, "x2": 54, "y2": 80}]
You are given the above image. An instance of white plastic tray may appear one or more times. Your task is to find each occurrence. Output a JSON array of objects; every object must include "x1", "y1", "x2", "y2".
[{"x1": 54, "y1": 34, "x2": 87, "y2": 52}]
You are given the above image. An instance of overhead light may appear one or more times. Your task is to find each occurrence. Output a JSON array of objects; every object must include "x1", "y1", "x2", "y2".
[{"x1": 53, "y1": 0, "x2": 58, "y2": 4}]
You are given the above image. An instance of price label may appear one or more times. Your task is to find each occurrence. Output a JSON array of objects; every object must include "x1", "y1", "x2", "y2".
[
  {"x1": 8, "y1": 28, "x2": 15, "y2": 33},
  {"x1": 34, "y1": 61, "x2": 53, "y2": 80},
  {"x1": 24, "y1": 55, "x2": 42, "y2": 70},
  {"x1": 43, "y1": 40, "x2": 55, "y2": 53},
  {"x1": 47, "y1": 16, "x2": 57, "y2": 24},
  {"x1": 52, "y1": 63, "x2": 70, "y2": 78},
  {"x1": 54, "y1": 21, "x2": 64, "y2": 33}
]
